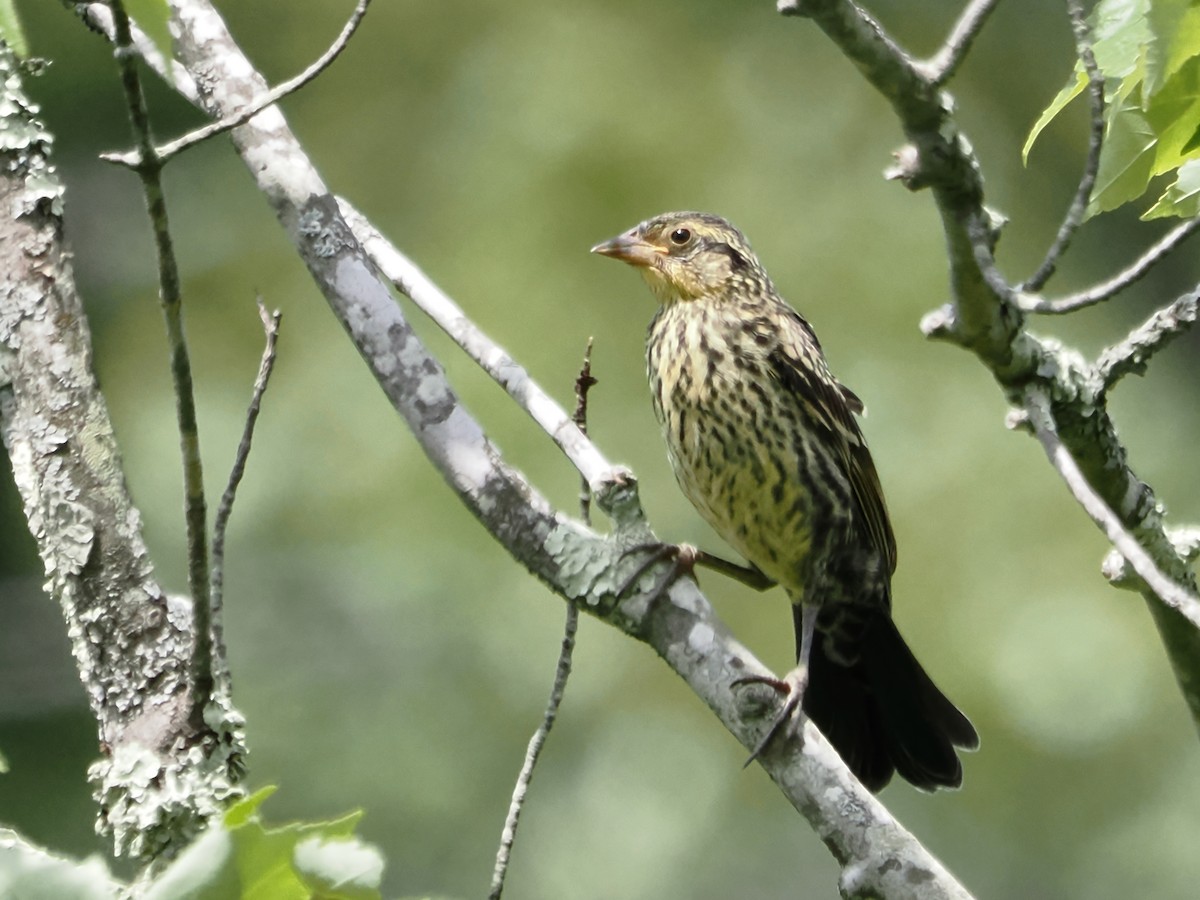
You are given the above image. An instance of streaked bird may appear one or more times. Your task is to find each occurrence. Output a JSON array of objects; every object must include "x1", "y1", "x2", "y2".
[{"x1": 592, "y1": 211, "x2": 978, "y2": 791}]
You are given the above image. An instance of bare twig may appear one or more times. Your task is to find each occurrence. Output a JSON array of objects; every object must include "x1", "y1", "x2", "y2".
[
  {"x1": 1094, "y1": 288, "x2": 1199, "y2": 389},
  {"x1": 573, "y1": 339, "x2": 598, "y2": 520},
  {"x1": 1021, "y1": 217, "x2": 1200, "y2": 313},
  {"x1": 916, "y1": 0, "x2": 1003, "y2": 86},
  {"x1": 488, "y1": 342, "x2": 593, "y2": 900},
  {"x1": 210, "y1": 300, "x2": 282, "y2": 667},
  {"x1": 103, "y1": 0, "x2": 371, "y2": 168},
  {"x1": 1020, "y1": 0, "x2": 1105, "y2": 293},
  {"x1": 1025, "y1": 390, "x2": 1200, "y2": 629},
  {"x1": 488, "y1": 343, "x2": 593, "y2": 900},
  {"x1": 109, "y1": 0, "x2": 214, "y2": 711}
]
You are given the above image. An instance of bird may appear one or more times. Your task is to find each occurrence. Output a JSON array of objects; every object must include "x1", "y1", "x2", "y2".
[{"x1": 591, "y1": 211, "x2": 978, "y2": 791}]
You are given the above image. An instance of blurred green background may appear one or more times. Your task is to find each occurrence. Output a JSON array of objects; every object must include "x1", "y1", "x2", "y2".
[{"x1": 2, "y1": 0, "x2": 1199, "y2": 897}]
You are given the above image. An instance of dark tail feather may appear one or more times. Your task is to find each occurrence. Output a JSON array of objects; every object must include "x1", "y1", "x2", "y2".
[{"x1": 800, "y1": 607, "x2": 978, "y2": 792}]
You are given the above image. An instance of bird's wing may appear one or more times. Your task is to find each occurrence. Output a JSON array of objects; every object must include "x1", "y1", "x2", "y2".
[{"x1": 770, "y1": 308, "x2": 898, "y2": 575}]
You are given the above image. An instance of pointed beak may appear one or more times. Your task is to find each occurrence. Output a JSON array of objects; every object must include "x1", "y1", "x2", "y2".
[{"x1": 590, "y1": 229, "x2": 663, "y2": 268}]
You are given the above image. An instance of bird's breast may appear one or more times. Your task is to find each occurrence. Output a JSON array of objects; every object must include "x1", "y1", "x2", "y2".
[{"x1": 646, "y1": 303, "x2": 814, "y2": 588}]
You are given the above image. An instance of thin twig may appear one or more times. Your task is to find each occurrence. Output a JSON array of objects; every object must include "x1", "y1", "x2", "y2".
[
  {"x1": 109, "y1": 0, "x2": 214, "y2": 711},
  {"x1": 1024, "y1": 389, "x2": 1200, "y2": 629},
  {"x1": 1095, "y1": 288, "x2": 1199, "y2": 389},
  {"x1": 1021, "y1": 217, "x2": 1200, "y2": 313},
  {"x1": 916, "y1": 0, "x2": 1003, "y2": 86},
  {"x1": 573, "y1": 339, "x2": 598, "y2": 522},
  {"x1": 488, "y1": 342, "x2": 594, "y2": 900},
  {"x1": 210, "y1": 300, "x2": 282, "y2": 669},
  {"x1": 1020, "y1": 0, "x2": 1105, "y2": 293},
  {"x1": 103, "y1": 0, "x2": 371, "y2": 168}
]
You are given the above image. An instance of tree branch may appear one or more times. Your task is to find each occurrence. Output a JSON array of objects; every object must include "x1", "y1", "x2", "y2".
[
  {"x1": 1095, "y1": 288, "x2": 1199, "y2": 390},
  {"x1": 1021, "y1": 216, "x2": 1200, "y2": 313},
  {"x1": 102, "y1": 0, "x2": 371, "y2": 168},
  {"x1": 339, "y1": 200, "x2": 615, "y2": 490},
  {"x1": 0, "y1": 40, "x2": 244, "y2": 863},
  {"x1": 914, "y1": 0, "x2": 1003, "y2": 86},
  {"x1": 1024, "y1": 389, "x2": 1200, "y2": 629},
  {"x1": 782, "y1": 0, "x2": 1200, "y2": 731},
  {"x1": 1104, "y1": 525, "x2": 1200, "y2": 590}
]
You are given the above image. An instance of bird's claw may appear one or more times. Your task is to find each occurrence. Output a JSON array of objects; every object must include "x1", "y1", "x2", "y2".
[
  {"x1": 615, "y1": 541, "x2": 700, "y2": 600},
  {"x1": 732, "y1": 667, "x2": 809, "y2": 767}
]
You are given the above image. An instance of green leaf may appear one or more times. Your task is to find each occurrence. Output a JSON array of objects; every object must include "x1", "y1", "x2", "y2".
[
  {"x1": 141, "y1": 826, "x2": 240, "y2": 900},
  {"x1": 1146, "y1": 54, "x2": 1200, "y2": 173},
  {"x1": 143, "y1": 788, "x2": 382, "y2": 900},
  {"x1": 1088, "y1": 76, "x2": 1159, "y2": 216},
  {"x1": 1090, "y1": 0, "x2": 1153, "y2": 79},
  {"x1": 1145, "y1": 0, "x2": 1200, "y2": 95},
  {"x1": 294, "y1": 835, "x2": 385, "y2": 900},
  {"x1": 125, "y1": 0, "x2": 173, "y2": 77},
  {"x1": 1143, "y1": 157, "x2": 1200, "y2": 217},
  {"x1": 0, "y1": 0, "x2": 29, "y2": 58},
  {"x1": 0, "y1": 829, "x2": 122, "y2": 899},
  {"x1": 1023, "y1": 0, "x2": 1154, "y2": 162},
  {"x1": 0, "y1": 747, "x2": 9, "y2": 774},
  {"x1": 1023, "y1": 69, "x2": 1088, "y2": 163},
  {"x1": 224, "y1": 785, "x2": 278, "y2": 829}
]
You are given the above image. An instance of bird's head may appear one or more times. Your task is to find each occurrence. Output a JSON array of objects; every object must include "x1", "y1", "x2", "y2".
[{"x1": 591, "y1": 211, "x2": 764, "y2": 305}]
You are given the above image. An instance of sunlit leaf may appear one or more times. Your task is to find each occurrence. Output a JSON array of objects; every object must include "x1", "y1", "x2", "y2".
[
  {"x1": 1023, "y1": 70, "x2": 1088, "y2": 163},
  {"x1": 143, "y1": 788, "x2": 382, "y2": 900},
  {"x1": 1146, "y1": 55, "x2": 1200, "y2": 173},
  {"x1": 0, "y1": 0, "x2": 29, "y2": 58},
  {"x1": 1089, "y1": 80, "x2": 1159, "y2": 216},
  {"x1": 1145, "y1": 0, "x2": 1200, "y2": 94},
  {"x1": 1024, "y1": 0, "x2": 1152, "y2": 161},
  {"x1": 294, "y1": 834, "x2": 385, "y2": 900},
  {"x1": 0, "y1": 830, "x2": 121, "y2": 899},
  {"x1": 1090, "y1": 0, "x2": 1153, "y2": 78},
  {"x1": 1143, "y1": 156, "x2": 1200, "y2": 217}
]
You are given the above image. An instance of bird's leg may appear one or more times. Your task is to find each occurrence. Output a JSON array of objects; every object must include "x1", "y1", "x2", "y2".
[
  {"x1": 733, "y1": 603, "x2": 817, "y2": 766},
  {"x1": 616, "y1": 542, "x2": 775, "y2": 599},
  {"x1": 692, "y1": 552, "x2": 775, "y2": 591}
]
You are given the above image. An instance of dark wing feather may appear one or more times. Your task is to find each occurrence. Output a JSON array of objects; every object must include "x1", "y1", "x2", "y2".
[{"x1": 769, "y1": 307, "x2": 897, "y2": 577}]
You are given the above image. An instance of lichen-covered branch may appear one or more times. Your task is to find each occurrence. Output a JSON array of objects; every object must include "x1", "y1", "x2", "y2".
[
  {"x1": 0, "y1": 43, "x2": 244, "y2": 863},
  {"x1": 1095, "y1": 289, "x2": 1200, "y2": 389},
  {"x1": 786, "y1": 0, "x2": 1200, "y2": 730}
]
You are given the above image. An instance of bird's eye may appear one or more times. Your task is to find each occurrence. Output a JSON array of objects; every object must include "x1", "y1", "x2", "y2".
[{"x1": 669, "y1": 227, "x2": 692, "y2": 246}]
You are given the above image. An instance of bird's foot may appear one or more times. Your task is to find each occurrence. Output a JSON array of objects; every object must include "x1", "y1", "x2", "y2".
[
  {"x1": 615, "y1": 541, "x2": 701, "y2": 600},
  {"x1": 732, "y1": 665, "x2": 809, "y2": 767}
]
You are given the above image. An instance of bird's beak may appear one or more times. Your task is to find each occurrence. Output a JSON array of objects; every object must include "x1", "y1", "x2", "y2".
[{"x1": 590, "y1": 229, "x2": 663, "y2": 268}]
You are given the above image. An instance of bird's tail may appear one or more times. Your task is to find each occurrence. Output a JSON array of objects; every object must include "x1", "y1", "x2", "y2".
[{"x1": 799, "y1": 607, "x2": 979, "y2": 792}]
